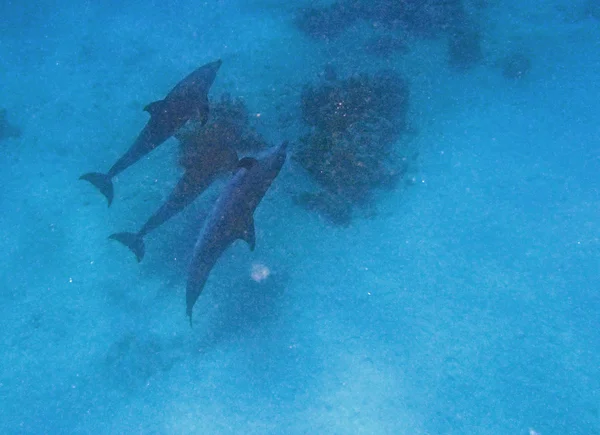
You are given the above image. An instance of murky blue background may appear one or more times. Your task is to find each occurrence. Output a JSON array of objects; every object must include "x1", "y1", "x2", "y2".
[{"x1": 0, "y1": 1, "x2": 598, "y2": 433}]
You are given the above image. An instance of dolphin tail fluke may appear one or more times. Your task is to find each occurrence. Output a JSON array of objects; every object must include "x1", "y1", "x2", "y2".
[
  {"x1": 109, "y1": 232, "x2": 145, "y2": 262},
  {"x1": 79, "y1": 172, "x2": 114, "y2": 206}
]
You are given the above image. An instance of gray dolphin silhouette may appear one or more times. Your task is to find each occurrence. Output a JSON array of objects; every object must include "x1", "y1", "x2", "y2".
[
  {"x1": 80, "y1": 59, "x2": 222, "y2": 206},
  {"x1": 109, "y1": 142, "x2": 238, "y2": 262},
  {"x1": 186, "y1": 141, "x2": 287, "y2": 325}
]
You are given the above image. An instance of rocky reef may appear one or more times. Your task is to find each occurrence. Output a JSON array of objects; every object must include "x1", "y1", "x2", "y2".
[
  {"x1": 295, "y1": 1, "x2": 360, "y2": 41},
  {"x1": 363, "y1": 34, "x2": 410, "y2": 59},
  {"x1": 295, "y1": 0, "x2": 483, "y2": 70},
  {"x1": 296, "y1": 0, "x2": 467, "y2": 39},
  {"x1": 294, "y1": 69, "x2": 411, "y2": 225},
  {"x1": 176, "y1": 94, "x2": 267, "y2": 172}
]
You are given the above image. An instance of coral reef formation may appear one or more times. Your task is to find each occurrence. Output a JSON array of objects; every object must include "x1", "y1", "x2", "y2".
[
  {"x1": 296, "y1": 0, "x2": 467, "y2": 39},
  {"x1": 176, "y1": 94, "x2": 267, "y2": 172},
  {"x1": 295, "y1": 0, "x2": 483, "y2": 70},
  {"x1": 295, "y1": 2, "x2": 359, "y2": 41},
  {"x1": 294, "y1": 69, "x2": 411, "y2": 225},
  {"x1": 363, "y1": 34, "x2": 410, "y2": 59}
]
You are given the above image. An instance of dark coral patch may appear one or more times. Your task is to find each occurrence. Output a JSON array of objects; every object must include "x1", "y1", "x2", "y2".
[
  {"x1": 295, "y1": 70, "x2": 411, "y2": 225},
  {"x1": 295, "y1": 0, "x2": 467, "y2": 40},
  {"x1": 176, "y1": 94, "x2": 267, "y2": 173},
  {"x1": 363, "y1": 34, "x2": 410, "y2": 58}
]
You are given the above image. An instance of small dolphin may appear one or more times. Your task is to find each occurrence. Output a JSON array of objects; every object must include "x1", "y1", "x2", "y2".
[
  {"x1": 186, "y1": 141, "x2": 287, "y2": 325},
  {"x1": 80, "y1": 59, "x2": 222, "y2": 206},
  {"x1": 109, "y1": 141, "x2": 239, "y2": 262}
]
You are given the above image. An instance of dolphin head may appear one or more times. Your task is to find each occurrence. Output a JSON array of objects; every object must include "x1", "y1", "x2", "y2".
[
  {"x1": 232, "y1": 141, "x2": 287, "y2": 210},
  {"x1": 201, "y1": 59, "x2": 222, "y2": 86},
  {"x1": 257, "y1": 141, "x2": 287, "y2": 180}
]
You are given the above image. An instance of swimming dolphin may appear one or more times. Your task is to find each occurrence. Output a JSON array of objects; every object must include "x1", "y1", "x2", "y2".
[
  {"x1": 109, "y1": 141, "x2": 239, "y2": 262},
  {"x1": 80, "y1": 59, "x2": 222, "y2": 206},
  {"x1": 186, "y1": 141, "x2": 287, "y2": 325}
]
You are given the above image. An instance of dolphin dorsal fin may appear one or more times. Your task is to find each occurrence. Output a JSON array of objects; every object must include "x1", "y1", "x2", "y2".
[
  {"x1": 144, "y1": 99, "x2": 166, "y2": 116},
  {"x1": 237, "y1": 157, "x2": 258, "y2": 171}
]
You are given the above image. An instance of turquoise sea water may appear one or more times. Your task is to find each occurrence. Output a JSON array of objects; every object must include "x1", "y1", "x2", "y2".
[{"x1": 0, "y1": 1, "x2": 598, "y2": 433}]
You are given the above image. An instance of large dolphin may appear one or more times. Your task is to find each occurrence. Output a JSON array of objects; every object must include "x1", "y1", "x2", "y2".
[
  {"x1": 80, "y1": 59, "x2": 222, "y2": 206},
  {"x1": 186, "y1": 141, "x2": 287, "y2": 325},
  {"x1": 108, "y1": 141, "x2": 239, "y2": 262}
]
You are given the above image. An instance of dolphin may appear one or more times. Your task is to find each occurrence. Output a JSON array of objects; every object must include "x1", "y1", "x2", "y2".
[
  {"x1": 80, "y1": 59, "x2": 222, "y2": 206},
  {"x1": 186, "y1": 141, "x2": 287, "y2": 325},
  {"x1": 109, "y1": 141, "x2": 239, "y2": 262}
]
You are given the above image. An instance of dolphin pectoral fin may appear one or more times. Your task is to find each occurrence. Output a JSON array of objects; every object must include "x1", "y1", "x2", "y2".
[
  {"x1": 80, "y1": 172, "x2": 114, "y2": 206},
  {"x1": 144, "y1": 99, "x2": 167, "y2": 117},
  {"x1": 195, "y1": 97, "x2": 210, "y2": 125},
  {"x1": 241, "y1": 216, "x2": 256, "y2": 251},
  {"x1": 109, "y1": 232, "x2": 145, "y2": 262}
]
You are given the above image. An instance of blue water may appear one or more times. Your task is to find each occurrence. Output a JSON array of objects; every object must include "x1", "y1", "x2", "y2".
[{"x1": 1, "y1": 1, "x2": 598, "y2": 433}]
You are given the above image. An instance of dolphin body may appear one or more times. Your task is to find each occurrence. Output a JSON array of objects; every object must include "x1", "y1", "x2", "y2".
[
  {"x1": 186, "y1": 141, "x2": 287, "y2": 325},
  {"x1": 109, "y1": 142, "x2": 239, "y2": 262},
  {"x1": 80, "y1": 59, "x2": 222, "y2": 206}
]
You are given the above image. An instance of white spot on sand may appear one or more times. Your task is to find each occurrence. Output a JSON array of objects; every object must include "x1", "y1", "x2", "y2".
[{"x1": 250, "y1": 262, "x2": 270, "y2": 282}]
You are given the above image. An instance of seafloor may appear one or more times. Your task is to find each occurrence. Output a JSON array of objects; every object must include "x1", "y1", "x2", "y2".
[{"x1": 0, "y1": 1, "x2": 598, "y2": 433}]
